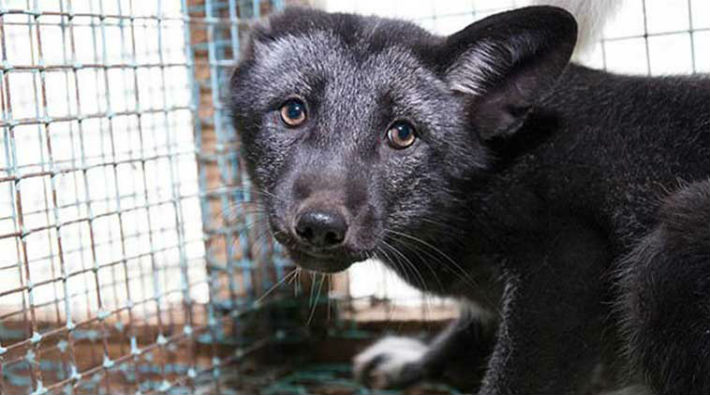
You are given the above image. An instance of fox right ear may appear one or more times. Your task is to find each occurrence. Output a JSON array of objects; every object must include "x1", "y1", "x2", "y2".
[{"x1": 439, "y1": 6, "x2": 577, "y2": 140}]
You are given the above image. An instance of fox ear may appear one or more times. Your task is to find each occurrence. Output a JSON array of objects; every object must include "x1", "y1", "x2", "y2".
[{"x1": 440, "y1": 6, "x2": 577, "y2": 140}]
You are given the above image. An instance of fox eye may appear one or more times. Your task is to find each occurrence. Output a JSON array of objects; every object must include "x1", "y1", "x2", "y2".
[
  {"x1": 387, "y1": 121, "x2": 416, "y2": 149},
  {"x1": 280, "y1": 98, "x2": 307, "y2": 127}
]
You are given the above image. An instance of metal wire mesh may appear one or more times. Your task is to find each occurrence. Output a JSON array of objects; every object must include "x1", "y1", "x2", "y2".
[
  {"x1": 0, "y1": 0, "x2": 288, "y2": 394},
  {"x1": 325, "y1": 0, "x2": 709, "y2": 75}
]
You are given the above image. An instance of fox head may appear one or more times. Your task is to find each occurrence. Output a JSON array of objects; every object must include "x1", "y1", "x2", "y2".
[{"x1": 229, "y1": 6, "x2": 576, "y2": 276}]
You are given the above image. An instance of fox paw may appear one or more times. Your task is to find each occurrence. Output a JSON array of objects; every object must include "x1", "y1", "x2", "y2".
[{"x1": 353, "y1": 336, "x2": 428, "y2": 389}]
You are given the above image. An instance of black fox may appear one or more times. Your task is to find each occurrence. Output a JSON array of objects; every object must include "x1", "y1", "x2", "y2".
[{"x1": 229, "y1": 5, "x2": 710, "y2": 394}]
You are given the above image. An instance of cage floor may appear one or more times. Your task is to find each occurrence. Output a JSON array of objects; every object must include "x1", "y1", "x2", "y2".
[{"x1": 214, "y1": 363, "x2": 461, "y2": 395}]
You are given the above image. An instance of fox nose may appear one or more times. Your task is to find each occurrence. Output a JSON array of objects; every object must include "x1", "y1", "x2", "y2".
[{"x1": 295, "y1": 209, "x2": 348, "y2": 248}]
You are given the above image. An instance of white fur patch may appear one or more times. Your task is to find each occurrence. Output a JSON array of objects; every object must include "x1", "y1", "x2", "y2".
[
  {"x1": 599, "y1": 385, "x2": 651, "y2": 395},
  {"x1": 353, "y1": 336, "x2": 428, "y2": 389},
  {"x1": 533, "y1": 0, "x2": 621, "y2": 61},
  {"x1": 446, "y1": 40, "x2": 510, "y2": 96}
]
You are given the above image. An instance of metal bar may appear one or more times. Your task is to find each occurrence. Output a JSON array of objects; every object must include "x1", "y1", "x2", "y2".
[
  {"x1": 202, "y1": 3, "x2": 228, "y2": 392},
  {"x1": 0, "y1": 2, "x2": 41, "y2": 391}
]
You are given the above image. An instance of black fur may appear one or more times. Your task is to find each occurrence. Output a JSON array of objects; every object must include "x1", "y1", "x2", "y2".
[
  {"x1": 230, "y1": 6, "x2": 710, "y2": 394},
  {"x1": 619, "y1": 180, "x2": 710, "y2": 395}
]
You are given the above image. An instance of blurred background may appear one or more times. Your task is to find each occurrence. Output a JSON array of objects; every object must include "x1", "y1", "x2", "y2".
[{"x1": 0, "y1": 0, "x2": 707, "y2": 394}]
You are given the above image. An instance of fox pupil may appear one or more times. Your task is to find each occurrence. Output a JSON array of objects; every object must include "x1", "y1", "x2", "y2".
[
  {"x1": 287, "y1": 102, "x2": 303, "y2": 119},
  {"x1": 397, "y1": 125, "x2": 411, "y2": 140}
]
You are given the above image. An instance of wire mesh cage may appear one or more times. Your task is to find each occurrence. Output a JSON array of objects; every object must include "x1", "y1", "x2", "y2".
[
  {"x1": 1, "y1": 0, "x2": 708, "y2": 395},
  {"x1": 0, "y1": 0, "x2": 300, "y2": 394}
]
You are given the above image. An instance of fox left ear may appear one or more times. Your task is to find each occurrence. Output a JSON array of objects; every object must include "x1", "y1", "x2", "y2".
[{"x1": 440, "y1": 6, "x2": 577, "y2": 140}]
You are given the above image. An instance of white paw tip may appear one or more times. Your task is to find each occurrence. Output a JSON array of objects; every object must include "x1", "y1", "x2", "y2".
[{"x1": 353, "y1": 336, "x2": 428, "y2": 388}]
